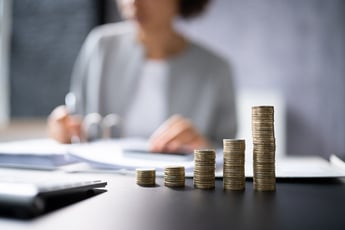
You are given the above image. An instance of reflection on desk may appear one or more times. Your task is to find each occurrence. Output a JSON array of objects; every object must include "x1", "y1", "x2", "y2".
[{"x1": 0, "y1": 173, "x2": 345, "y2": 230}]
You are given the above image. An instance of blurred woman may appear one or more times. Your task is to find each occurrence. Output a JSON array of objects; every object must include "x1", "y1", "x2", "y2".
[{"x1": 48, "y1": 0, "x2": 237, "y2": 153}]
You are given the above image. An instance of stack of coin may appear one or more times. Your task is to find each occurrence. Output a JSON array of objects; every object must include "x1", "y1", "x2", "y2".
[
  {"x1": 136, "y1": 168, "x2": 156, "y2": 186},
  {"x1": 252, "y1": 106, "x2": 276, "y2": 191},
  {"x1": 164, "y1": 166, "x2": 185, "y2": 187},
  {"x1": 194, "y1": 149, "x2": 216, "y2": 189},
  {"x1": 223, "y1": 139, "x2": 246, "y2": 190}
]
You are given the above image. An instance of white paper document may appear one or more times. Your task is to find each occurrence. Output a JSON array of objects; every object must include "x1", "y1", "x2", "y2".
[
  {"x1": 0, "y1": 139, "x2": 77, "y2": 169},
  {"x1": 243, "y1": 156, "x2": 345, "y2": 178},
  {"x1": 68, "y1": 139, "x2": 209, "y2": 175},
  {"x1": 0, "y1": 138, "x2": 345, "y2": 178}
]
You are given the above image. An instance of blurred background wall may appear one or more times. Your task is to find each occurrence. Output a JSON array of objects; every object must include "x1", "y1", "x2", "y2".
[
  {"x1": 10, "y1": 0, "x2": 100, "y2": 116},
  {"x1": 177, "y1": 0, "x2": 345, "y2": 158},
  {"x1": 8, "y1": 0, "x2": 345, "y2": 157}
]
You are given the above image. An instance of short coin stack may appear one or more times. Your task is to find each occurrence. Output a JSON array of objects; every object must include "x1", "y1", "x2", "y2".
[
  {"x1": 164, "y1": 166, "x2": 185, "y2": 187},
  {"x1": 194, "y1": 149, "x2": 216, "y2": 189},
  {"x1": 223, "y1": 139, "x2": 246, "y2": 190},
  {"x1": 252, "y1": 106, "x2": 276, "y2": 191},
  {"x1": 136, "y1": 168, "x2": 156, "y2": 187}
]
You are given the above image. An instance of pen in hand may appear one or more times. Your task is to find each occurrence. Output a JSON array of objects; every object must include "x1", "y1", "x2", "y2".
[{"x1": 65, "y1": 92, "x2": 82, "y2": 144}]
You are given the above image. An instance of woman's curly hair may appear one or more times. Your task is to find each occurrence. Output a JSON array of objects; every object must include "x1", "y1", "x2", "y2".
[{"x1": 179, "y1": 0, "x2": 211, "y2": 19}]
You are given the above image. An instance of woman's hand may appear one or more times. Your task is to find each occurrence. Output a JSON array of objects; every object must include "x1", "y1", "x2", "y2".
[
  {"x1": 47, "y1": 105, "x2": 82, "y2": 144},
  {"x1": 149, "y1": 115, "x2": 210, "y2": 153}
]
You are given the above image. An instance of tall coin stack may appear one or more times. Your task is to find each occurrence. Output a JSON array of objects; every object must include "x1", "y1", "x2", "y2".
[
  {"x1": 252, "y1": 106, "x2": 276, "y2": 191},
  {"x1": 136, "y1": 168, "x2": 156, "y2": 187},
  {"x1": 164, "y1": 166, "x2": 185, "y2": 187},
  {"x1": 223, "y1": 139, "x2": 246, "y2": 190},
  {"x1": 194, "y1": 149, "x2": 216, "y2": 189}
]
